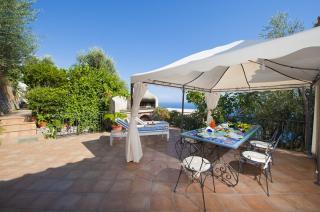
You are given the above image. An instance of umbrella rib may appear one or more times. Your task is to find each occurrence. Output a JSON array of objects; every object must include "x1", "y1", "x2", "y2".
[
  {"x1": 240, "y1": 63, "x2": 251, "y2": 89},
  {"x1": 264, "y1": 59, "x2": 320, "y2": 71},
  {"x1": 183, "y1": 72, "x2": 205, "y2": 86},
  {"x1": 248, "y1": 60, "x2": 312, "y2": 84},
  {"x1": 211, "y1": 83, "x2": 310, "y2": 92},
  {"x1": 210, "y1": 66, "x2": 230, "y2": 90},
  {"x1": 148, "y1": 80, "x2": 210, "y2": 92}
]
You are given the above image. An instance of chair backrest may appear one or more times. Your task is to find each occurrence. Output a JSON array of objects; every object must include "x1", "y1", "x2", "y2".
[
  {"x1": 268, "y1": 128, "x2": 283, "y2": 153},
  {"x1": 263, "y1": 155, "x2": 272, "y2": 169},
  {"x1": 115, "y1": 118, "x2": 129, "y2": 129},
  {"x1": 135, "y1": 117, "x2": 146, "y2": 126},
  {"x1": 270, "y1": 128, "x2": 280, "y2": 141}
]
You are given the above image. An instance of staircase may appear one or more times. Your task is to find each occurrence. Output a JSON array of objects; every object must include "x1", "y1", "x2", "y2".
[{"x1": 0, "y1": 110, "x2": 41, "y2": 145}]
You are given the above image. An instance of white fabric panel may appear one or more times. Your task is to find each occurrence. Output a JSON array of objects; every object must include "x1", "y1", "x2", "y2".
[
  {"x1": 126, "y1": 82, "x2": 147, "y2": 163},
  {"x1": 312, "y1": 84, "x2": 320, "y2": 154},
  {"x1": 131, "y1": 27, "x2": 320, "y2": 92},
  {"x1": 205, "y1": 92, "x2": 220, "y2": 123}
]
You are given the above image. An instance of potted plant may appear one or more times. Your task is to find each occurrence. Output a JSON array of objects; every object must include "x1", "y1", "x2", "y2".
[
  {"x1": 104, "y1": 112, "x2": 127, "y2": 131},
  {"x1": 36, "y1": 114, "x2": 48, "y2": 128}
]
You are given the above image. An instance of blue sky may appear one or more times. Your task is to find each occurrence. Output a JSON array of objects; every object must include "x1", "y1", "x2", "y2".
[{"x1": 33, "y1": 0, "x2": 320, "y2": 103}]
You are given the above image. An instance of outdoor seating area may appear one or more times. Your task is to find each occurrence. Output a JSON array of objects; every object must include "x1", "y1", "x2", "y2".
[
  {"x1": 0, "y1": 129, "x2": 319, "y2": 211},
  {"x1": 1, "y1": 2, "x2": 320, "y2": 211}
]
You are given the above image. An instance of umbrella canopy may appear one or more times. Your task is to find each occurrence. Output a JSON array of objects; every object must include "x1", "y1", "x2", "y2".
[{"x1": 131, "y1": 27, "x2": 320, "y2": 92}]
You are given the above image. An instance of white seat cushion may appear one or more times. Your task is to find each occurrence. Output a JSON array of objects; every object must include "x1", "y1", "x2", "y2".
[
  {"x1": 242, "y1": 151, "x2": 268, "y2": 164},
  {"x1": 250, "y1": 140, "x2": 272, "y2": 149},
  {"x1": 185, "y1": 138, "x2": 199, "y2": 144},
  {"x1": 182, "y1": 156, "x2": 211, "y2": 173}
]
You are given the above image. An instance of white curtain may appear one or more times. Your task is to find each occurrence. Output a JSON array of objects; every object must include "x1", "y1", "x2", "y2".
[
  {"x1": 205, "y1": 92, "x2": 220, "y2": 124},
  {"x1": 126, "y1": 82, "x2": 147, "y2": 163},
  {"x1": 312, "y1": 84, "x2": 320, "y2": 154}
]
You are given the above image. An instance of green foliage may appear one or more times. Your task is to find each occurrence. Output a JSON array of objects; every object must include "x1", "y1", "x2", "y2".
[
  {"x1": 36, "y1": 113, "x2": 47, "y2": 125},
  {"x1": 168, "y1": 110, "x2": 205, "y2": 130},
  {"x1": 152, "y1": 107, "x2": 170, "y2": 121},
  {"x1": 255, "y1": 90, "x2": 304, "y2": 121},
  {"x1": 260, "y1": 12, "x2": 304, "y2": 39},
  {"x1": 67, "y1": 65, "x2": 128, "y2": 112},
  {"x1": 185, "y1": 91, "x2": 207, "y2": 127},
  {"x1": 0, "y1": 0, "x2": 37, "y2": 78},
  {"x1": 23, "y1": 56, "x2": 67, "y2": 88},
  {"x1": 25, "y1": 60, "x2": 129, "y2": 135},
  {"x1": 104, "y1": 112, "x2": 127, "y2": 125},
  {"x1": 26, "y1": 87, "x2": 68, "y2": 115},
  {"x1": 186, "y1": 91, "x2": 206, "y2": 114},
  {"x1": 77, "y1": 47, "x2": 116, "y2": 74}
]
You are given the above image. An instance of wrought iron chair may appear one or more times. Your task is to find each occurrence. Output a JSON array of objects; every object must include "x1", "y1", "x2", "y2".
[
  {"x1": 249, "y1": 126, "x2": 282, "y2": 164},
  {"x1": 239, "y1": 135, "x2": 281, "y2": 196},
  {"x1": 250, "y1": 127, "x2": 279, "y2": 150},
  {"x1": 173, "y1": 138, "x2": 215, "y2": 211}
]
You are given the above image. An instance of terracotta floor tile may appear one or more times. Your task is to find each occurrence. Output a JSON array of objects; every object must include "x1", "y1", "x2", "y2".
[
  {"x1": 215, "y1": 195, "x2": 251, "y2": 211},
  {"x1": 50, "y1": 193, "x2": 83, "y2": 210},
  {"x1": 48, "y1": 179, "x2": 74, "y2": 191},
  {"x1": 99, "y1": 193, "x2": 128, "y2": 211},
  {"x1": 242, "y1": 195, "x2": 275, "y2": 211},
  {"x1": 1, "y1": 130, "x2": 319, "y2": 211},
  {"x1": 109, "y1": 179, "x2": 132, "y2": 193},
  {"x1": 5, "y1": 191, "x2": 40, "y2": 208},
  {"x1": 93, "y1": 180, "x2": 113, "y2": 192},
  {"x1": 130, "y1": 178, "x2": 152, "y2": 194},
  {"x1": 69, "y1": 179, "x2": 96, "y2": 192},
  {"x1": 76, "y1": 193, "x2": 105, "y2": 211},
  {"x1": 150, "y1": 194, "x2": 174, "y2": 210},
  {"x1": 152, "y1": 182, "x2": 173, "y2": 194},
  {"x1": 125, "y1": 194, "x2": 150, "y2": 211},
  {"x1": 30, "y1": 192, "x2": 60, "y2": 209},
  {"x1": 173, "y1": 193, "x2": 199, "y2": 211}
]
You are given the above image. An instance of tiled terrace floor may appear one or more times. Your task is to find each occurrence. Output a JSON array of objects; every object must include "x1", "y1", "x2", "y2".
[{"x1": 0, "y1": 129, "x2": 319, "y2": 211}]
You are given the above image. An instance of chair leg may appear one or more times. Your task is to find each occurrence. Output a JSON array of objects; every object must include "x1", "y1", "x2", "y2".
[
  {"x1": 268, "y1": 165, "x2": 273, "y2": 183},
  {"x1": 238, "y1": 159, "x2": 243, "y2": 173},
  {"x1": 200, "y1": 174, "x2": 206, "y2": 211},
  {"x1": 265, "y1": 169, "x2": 270, "y2": 196},
  {"x1": 173, "y1": 166, "x2": 183, "y2": 192},
  {"x1": 211, "y1": 168, "x2": 216, "y2": 192},
  {"x1": 110, "y1": 135, "x2": 113, "y2": 146}
]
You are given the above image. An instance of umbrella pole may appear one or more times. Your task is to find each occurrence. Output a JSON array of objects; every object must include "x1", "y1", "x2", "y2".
[
  {"x1": 130, "y1": 83, "x2": 134, "y2": 109},
  {"x1": 180, "y1": 86, "x2": 185, "y2": 132},
  {"x1": 315, "y1": 85, "x2": 320, "y2": 185},
  {"x1": 306, "y1": 86, "x2": 313, "y2": 157}
]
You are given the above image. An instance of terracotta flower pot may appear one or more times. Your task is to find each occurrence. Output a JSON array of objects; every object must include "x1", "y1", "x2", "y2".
[
  {"x1": 38, "y1": 121, "x2": 47, "y2": 128},
  {"x1": 112, "y1": 125, "x2": 122, "y2": 131}
]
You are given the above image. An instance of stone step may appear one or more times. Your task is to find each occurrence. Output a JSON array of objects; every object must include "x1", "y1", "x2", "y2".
[
  {"x1": 1, "y1": 122, "x2": 36, "y2": 133},
  {"x1": 0, "y1": 116, "x2": 27, "y2": 125}
]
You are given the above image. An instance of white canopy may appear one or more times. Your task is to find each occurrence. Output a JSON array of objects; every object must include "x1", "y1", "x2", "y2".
[{"x1": 132, "y1": 27, "x2": 320, "y2": 92}]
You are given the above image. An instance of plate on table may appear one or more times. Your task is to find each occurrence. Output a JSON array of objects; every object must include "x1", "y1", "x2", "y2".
[{"x1": 197, "y1": 132, "x2": 216, "y2": 138}]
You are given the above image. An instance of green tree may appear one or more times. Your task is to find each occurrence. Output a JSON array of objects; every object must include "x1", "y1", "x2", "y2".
[
  {"x1": 77, "y1": 47, "x2": 116, "y2": 74},
  {"x1": 0, "y1": 0, "x2": 37, "y2": 113},
  {"x1": 22, "y1": 56, "x2": 67, "y2": 88},
  {"x1": 0, "y1": 0, "x2": 37, "y2": 76},
  {"x1": 260, "y1": 12, "x2": 304, "y2": 39}
]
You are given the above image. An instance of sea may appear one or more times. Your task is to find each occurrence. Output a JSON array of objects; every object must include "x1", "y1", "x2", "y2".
[{"x1": 159, "y1": 102, "x2": 196, "y2": 109}]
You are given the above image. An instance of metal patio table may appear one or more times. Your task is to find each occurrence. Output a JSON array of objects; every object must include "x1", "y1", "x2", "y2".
[{"x1": 180, "y1": 125, "x2": 261, "y2": 186}]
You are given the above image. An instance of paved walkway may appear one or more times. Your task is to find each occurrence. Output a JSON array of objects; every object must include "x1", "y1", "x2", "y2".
[{"x1": 0, "y1": 129, "x2": 319, "y2": 211}]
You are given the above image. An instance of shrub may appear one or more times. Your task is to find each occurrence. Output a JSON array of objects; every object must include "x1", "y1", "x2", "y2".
[
  {"x1": 23, "y1": 57, "x2": 67, "y2": 88},
  {"x1": 152, "y1": 107, "x2": 170, "y2": 121},
  {"x1": 26, "y1": 87, "x2": 68, "y2": 115}
]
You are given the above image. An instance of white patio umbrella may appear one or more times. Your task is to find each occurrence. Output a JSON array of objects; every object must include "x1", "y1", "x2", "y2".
[
  {"x1": 132, "y1": 27, "x2": 320, "y2": 92},
  {"x1": 130, "y1": 27, "x2": 320, "y2": 183}
]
